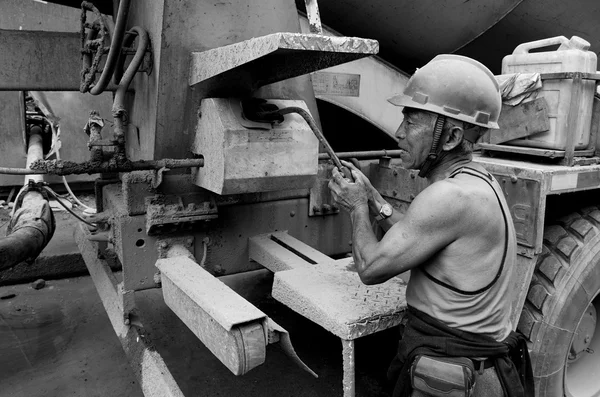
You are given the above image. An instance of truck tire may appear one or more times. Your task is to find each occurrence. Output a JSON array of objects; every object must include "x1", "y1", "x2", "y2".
[{"x1": 518, "y1": 207, "x2": 600, "y2": 397}]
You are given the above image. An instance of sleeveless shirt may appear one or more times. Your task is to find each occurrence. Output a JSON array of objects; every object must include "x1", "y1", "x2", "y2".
[{"x1": 405, "y1": 166, "x2": 517, "y2": 341}]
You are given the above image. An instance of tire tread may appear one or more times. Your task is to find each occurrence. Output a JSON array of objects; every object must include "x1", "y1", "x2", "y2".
[{"x1": 518, "y1": 208, "x2": 598, "y2": 339}]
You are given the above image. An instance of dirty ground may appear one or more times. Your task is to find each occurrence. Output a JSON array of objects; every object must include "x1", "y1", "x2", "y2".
[{"x1": 0, "y1": 276, "x2": 399, "y2": 397}]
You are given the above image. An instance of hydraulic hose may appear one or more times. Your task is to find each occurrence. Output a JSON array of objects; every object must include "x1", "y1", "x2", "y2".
[
  {"x1": 0, "y1": 191, "x2": 55, "y2": 271},
  {"x1": 0, "y1": 128, "x2": 55, "y2": 271},
  {"x1": 84, "y1": 0, "x2": 132, "y2": 95}
]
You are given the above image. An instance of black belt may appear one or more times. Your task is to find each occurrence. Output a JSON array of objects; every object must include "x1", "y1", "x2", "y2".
[{"x1": 472, "y1": 358, "x2": 495, "y2": 372}]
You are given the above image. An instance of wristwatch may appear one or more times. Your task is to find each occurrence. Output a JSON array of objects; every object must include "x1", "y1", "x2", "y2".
[{"x1": 375, "y1": 203, "x2": 393, "y2": 222}]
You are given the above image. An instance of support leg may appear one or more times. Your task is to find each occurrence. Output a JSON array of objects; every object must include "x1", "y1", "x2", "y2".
[{"x1": 342, "y1": 339, "x2": 355, "y2": 397}]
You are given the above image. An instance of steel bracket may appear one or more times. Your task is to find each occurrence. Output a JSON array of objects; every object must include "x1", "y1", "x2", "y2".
[
  {"x1": 156, "y1": 236, "x2": 195, "y2": 259},
  {"x1": 145, "y1": 195, "x2": 218, "y2": 235}
]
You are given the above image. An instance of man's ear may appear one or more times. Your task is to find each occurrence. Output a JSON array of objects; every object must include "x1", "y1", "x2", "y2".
[{"x1": 442, "y1": 125, "x2": 463, "y2": 151}]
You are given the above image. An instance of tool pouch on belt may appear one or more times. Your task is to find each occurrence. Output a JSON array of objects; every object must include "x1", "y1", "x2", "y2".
[{"x1": 410, "y1": 355, "x2": 476, "y2": 397}]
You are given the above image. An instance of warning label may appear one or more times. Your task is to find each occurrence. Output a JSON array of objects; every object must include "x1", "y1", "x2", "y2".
[{"x1": 312, "y1": 72, "x2": 361, "y2": 97}]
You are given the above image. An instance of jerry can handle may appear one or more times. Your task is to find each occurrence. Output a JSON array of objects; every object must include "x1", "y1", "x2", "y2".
[{"x1": 513, "y1": 36, "x2": 569, "y2": 54}]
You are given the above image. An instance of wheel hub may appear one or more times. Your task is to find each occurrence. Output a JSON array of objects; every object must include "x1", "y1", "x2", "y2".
[
  {"x1": 569, "y1": 303, "x2": 597, "y2": 362},
  {"x1": 566, "y1": 297, "x2": 600, "y2": 397}
]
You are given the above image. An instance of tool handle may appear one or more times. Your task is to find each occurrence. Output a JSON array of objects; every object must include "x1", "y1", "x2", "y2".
[
  {"x1": 275, "y1": 107, "x2": 354, "y2": 181},
  {"x1": 340, "y1": 166, "x2": 354, "y2": 182}
]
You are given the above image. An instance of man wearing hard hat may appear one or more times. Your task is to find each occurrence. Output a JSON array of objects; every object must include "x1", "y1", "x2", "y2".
[{"x1": 328, "y1": 55, "x2": 534, "y2": 397}]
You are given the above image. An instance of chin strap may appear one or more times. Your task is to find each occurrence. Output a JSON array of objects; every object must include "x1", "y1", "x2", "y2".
[{"x1": 418, "y1": 115, "x2": 446, "y2": 178}]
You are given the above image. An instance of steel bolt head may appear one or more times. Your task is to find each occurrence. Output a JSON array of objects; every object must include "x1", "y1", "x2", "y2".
[
  {"x1": 322, "y1": 204, "x2": 332, "y2": 212},
  {"x1": 290, "y1": 211, "x2": 296, "y2": 217},
  {"x1": 511, "y1": 175, "x2": 518, "y2": 183},
  {"x1": 159, "y1": 241, "x2": 168, "y2": 249},
  {"x1": 313, "y1": 206, "x2": 321, "y2": 213}
]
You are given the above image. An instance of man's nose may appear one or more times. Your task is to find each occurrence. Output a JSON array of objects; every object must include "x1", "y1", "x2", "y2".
[{"x1": 395, "y1": 127, "x2": 406, "y2": 140}]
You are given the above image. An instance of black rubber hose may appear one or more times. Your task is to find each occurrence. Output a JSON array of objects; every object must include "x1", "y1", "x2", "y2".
[{"x1": 0, "y1": 191, "x2": 55, "y2": 271}]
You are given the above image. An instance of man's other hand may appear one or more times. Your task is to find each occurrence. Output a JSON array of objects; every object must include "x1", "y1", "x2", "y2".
[{"x1": 328, "y1": 166, "x2": 369, "y2": 213}]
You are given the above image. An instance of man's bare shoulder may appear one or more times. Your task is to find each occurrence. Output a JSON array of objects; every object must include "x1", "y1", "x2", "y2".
[{"x1": 404, "y1": 180, "x2": 471, "y2": 231}]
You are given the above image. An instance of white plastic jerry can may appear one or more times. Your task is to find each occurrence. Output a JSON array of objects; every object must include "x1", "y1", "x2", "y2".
[{"x1": 502, "y1": 36, "x2": 597, "y2": 150}]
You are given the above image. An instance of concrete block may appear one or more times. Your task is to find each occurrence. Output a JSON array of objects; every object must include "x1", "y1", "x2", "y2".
[{"x1": 192, "y1": 98, "x2": 318, "y2": 195}]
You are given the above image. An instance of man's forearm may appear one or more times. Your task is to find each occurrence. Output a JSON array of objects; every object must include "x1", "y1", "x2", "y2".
[{"x1": 350, "y1": 203, "x2": 379, "y2": 277}]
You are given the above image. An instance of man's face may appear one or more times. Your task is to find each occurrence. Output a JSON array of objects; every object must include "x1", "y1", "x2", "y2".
[{"x1": 394, "y1": 109, "x2": 435, "y2": 170}]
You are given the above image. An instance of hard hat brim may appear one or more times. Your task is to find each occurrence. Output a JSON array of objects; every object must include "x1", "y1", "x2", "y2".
[
  {"x1": 387, "y1": 94, "x2": 411, "y2": 107},
  {"x1": 387, "y1": 93, "x2": 500, "y2": 129}
]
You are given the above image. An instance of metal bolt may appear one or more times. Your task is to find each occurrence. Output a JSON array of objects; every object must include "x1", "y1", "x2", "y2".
[
  {"x1": 159, "y1": 241, "x2": 168, "y2": 249},
  {"x1": 124, "y1": 317, "x2": 131, "y2": 326},
  {"x1": 410, "y1": 172, "x2": 416, "y2": 179},
  {"x1": 332, "y1": 205, "x2": 339, "y2": 212},
  {"x1": 322, "y1": 204, "x2": 332, "y2": 213},
  {"x1": 290, "y1": 211, "x2": 296, "y2": 217},
  {"x1": 313, "y1": 206, "x2": 321, "y2": 213},
  {"x1": 510, "y1": 175, "x2": 518, "y2": 183},
  {"x1": 409, "y1": 194, "x2": 415, "y2": 200}
]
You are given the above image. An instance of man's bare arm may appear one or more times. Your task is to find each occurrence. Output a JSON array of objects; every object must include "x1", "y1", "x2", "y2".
[{"x1": 350, "y1": 181, "x2": 463, "y2": 284}]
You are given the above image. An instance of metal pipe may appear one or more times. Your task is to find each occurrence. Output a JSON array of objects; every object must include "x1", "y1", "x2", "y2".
[
  {"x1": 112, "y1": 26, "x2": 149, "y2": 159},
  {"x1": 0, "y1": 191, "x2": 55, "y2": 271},
  {"x1": 25, "y1": 127, "x2": 44, "y2": 183},
  {"x1": 114, "y1": 27, "x2": 148, "y2": 110},
  {"x1": 318, "y1": 149, "x2": 404, "y2": 160},
  {"x1": 0, "y1": 158, "x2": 204, "y2": 176},
  {"x1": 0, "y1": 128, "x2": 54, "y2": 271},
  {"x1": 85, "y1": 0, "x2": 132, "y2": 95}
]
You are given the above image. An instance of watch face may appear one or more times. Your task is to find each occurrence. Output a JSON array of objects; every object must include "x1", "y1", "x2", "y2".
[{"x1": 381, "y1": 204, "x2": 393, "y2": 217}]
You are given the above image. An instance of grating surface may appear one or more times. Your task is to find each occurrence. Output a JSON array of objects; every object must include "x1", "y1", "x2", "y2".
[
  {"x1": 273, "y1": 258, "x2": 407, "y2": 340},
  {"x1": 189, "y1": 32, "x2": 379, "y2": 96}
]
